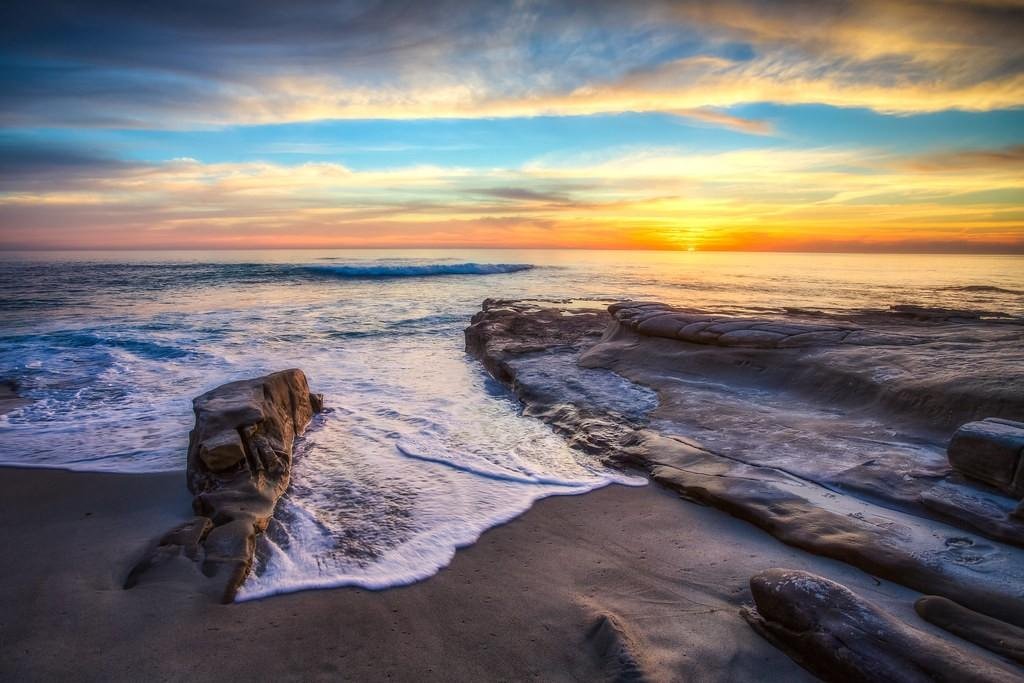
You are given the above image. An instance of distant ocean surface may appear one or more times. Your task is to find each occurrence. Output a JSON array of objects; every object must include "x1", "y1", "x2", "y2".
[{"x1": 1, "y1": 249, "x2": 1022, "y2": 599}]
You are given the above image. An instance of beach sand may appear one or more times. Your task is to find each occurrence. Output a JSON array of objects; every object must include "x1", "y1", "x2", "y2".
[{"x1": 0, "y1": 465, "x2": 978, "y2": 682}]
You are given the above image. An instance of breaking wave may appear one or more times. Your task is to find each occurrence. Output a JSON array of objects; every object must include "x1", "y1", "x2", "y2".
[
  {"x1": 305, "y1": 263, "x2": 534, "y2": 278},
  {"x1": 940, "y1": 285, "x2": 1022, "y2": 295}
]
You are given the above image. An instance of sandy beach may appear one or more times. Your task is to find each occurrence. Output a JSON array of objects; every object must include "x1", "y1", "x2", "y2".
[{"x1": 2, "y1": 464, "x2": 983, "y2": 681}]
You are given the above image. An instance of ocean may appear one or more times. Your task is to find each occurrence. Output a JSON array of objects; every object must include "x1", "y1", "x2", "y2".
[{"x1": 1, "y1": 249, "x2": 1022, "y2": 599}]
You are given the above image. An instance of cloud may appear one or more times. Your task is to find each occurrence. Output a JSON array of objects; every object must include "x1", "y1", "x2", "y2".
[
  {"x1": 0, "y1": 139, "x2": 137, "y2": 190},
  {"x1": 474, "y1": 187, "x2": 575, "y2": 204},
  {"x1": 1, "y1": 0, "x2": 1021, "y2": 129},
  {"x1": 2, "y1": 140, "x2": 1021, "y2": 251},
  {"x1": 901, "y1": 144, "x2": 1024, "y2": 171},
  {"x1": 671, "y1": 108, "x2": 774, "y2": 134}
]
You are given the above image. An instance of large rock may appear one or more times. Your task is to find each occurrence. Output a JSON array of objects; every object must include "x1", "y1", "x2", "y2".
[
  {"x1": 125, "y1": 369, "x2": 323, "y2": 602},
  {"x1": 631, "y1": 431, "x2": 1024, "y2": 628},
  {"x1": 948, "y1": 418, "x2": 1024, "y2": 497},
  {"x1": 466, "y1": 299, "x2": 1024, "y2": 626},
  {"x1": 915, "y1": 596, "x2": 1024, "y2": 665},
  {"x1": 743, "y1": 569, "x2": 1021, "y2": 682}
]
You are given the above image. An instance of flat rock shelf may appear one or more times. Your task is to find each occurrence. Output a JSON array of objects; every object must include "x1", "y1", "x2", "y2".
[{"x1": 465, "y1": 298, "x2": 1024, "y2": 680}]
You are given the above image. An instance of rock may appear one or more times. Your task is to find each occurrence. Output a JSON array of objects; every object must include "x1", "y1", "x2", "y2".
[
  {"x1": 466, "y1": 298, "x2": 1024, "y2": 625},
  {"x1": 464, "y1": 298, "x2": 609, "y2": 386},
  {"x1": 607, "y1": 301, "x2": 940, "y2": 350},
  {"x1": 919, "y1": 479, "x2": 1024, "y2": 548},
  {"x1": 947, "y1": 418, "x2": 1024, "y2": 497},
  {"x1": 776, "y1": 330, "x2": 849, "y2": 347},
  {"x1": 197, "y1": 429, "x2": 247, "y2": 472},
  {"x1": 633, "y1": 431, "x2": 1024, "y2": 629},
  {"x1": 743, "y1": 569, "x2": 1021, "y2": 682},
  {"x1": 915, "y1": 596, "x2": 1024, "y2": 665},
  {"x1": 891, "y1": 304, "x2": 1010, "y2": 321},
  {"x1": 125, "y1": 369, "x2": 323, "y2": 602},
  {"x1": 635, "y1": 313, "x2": 686, "y2": 337},
  {"x1": 0, "y1": 378, "x2": 31, "y2": 415},
  {"x1": 717, "y1": 329, "x2": 786, "y2": 348}
]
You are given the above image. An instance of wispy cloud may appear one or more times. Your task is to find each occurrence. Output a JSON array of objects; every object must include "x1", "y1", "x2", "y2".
[
  {"x1": 900, "y1": 144, "x2": 1024, "y2": 171},
  {"x1": 1, "y1": 0, "x2": 1021, "y2": 129},
  {"x1": 671, "y1": 108, "x2": 774, "y2": 135},
  {"x1": 3, "y1": 141, "x2": 1021, "y2": 251}
]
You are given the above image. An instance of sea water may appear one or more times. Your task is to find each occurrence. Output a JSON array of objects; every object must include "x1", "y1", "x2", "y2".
[{"x1": 1, "y1": 250, "x2": 1021, "y2": 598}]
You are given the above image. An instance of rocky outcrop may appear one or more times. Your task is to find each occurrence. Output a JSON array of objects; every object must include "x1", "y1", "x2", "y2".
[
  {"x1": 918, "y1": 479, "x2": 1024, "y2": 547},
  {"x1": 464, "y1": 299, "x2": 642, "y2": 454},
  {"x1": 465, "y1": 298, "x2": 610, "y2": 385},
  {"x1": 610, "y1": 301, "x2": 915, "y2": 348},
  {"x1": 742, "y1": 569, "x2": 1021, "y2": 682},
  {"x1": 948, "y1": 418, "x2": 1024, "y2": 498},
  {"x1": 626, "y1": 431, "x2": 1024, "y2": 628},
  {"x1": 125, "y1": 369, "x2": 323, "y2": 602},
  {"x1": 916, "y1": 596, "x2": 1024, "y2": 666},
  {"x1": 605, "y1": 301, "x2": 1024, "y2": 431},
  {"x1": 466, "y1": 298, "x2": 1024, "y2": 665}
]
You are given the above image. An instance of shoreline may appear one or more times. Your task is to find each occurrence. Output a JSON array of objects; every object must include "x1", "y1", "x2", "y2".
[{"x1": 0, "y1": 463, "x2": 977, "y2": 681}]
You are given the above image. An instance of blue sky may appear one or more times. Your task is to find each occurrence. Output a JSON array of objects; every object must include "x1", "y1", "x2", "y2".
[{"x1": 7, "y1": 107, "x2": 1023, "y2": 171}]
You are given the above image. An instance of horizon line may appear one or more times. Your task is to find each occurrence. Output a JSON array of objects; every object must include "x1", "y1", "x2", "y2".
[{"x1": 2, "y1": 246, "x2": 1023, "y2": 256}]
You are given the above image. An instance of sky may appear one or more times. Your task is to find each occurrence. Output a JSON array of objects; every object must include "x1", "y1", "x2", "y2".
[{"x1": 1, "y1": 0, "x2": 1022, "y2": 252}]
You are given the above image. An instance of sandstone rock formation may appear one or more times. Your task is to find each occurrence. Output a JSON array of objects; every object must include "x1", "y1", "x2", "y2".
[
  {"x1": 742, "y1": 569, "x2": 1021, "y2": 682},
  {"x1": 621, "y1": 431, "x2": 1024, "y2": 628},
  {"x1": 916, "y1": 596, "x2": 1024, "y2": 666},
  {"x1": 604, "y1": 301, "x2": 1024, "y2": 430},
  {"x1": 465, "y1": 298, "x2": 1024, "y2": 666},
  {"x1": 125, "y1": 369, "x2": 323, "y2": 602},
  {"x1": 948, "y1": 418, "x2": 1024, "y2": 498}
]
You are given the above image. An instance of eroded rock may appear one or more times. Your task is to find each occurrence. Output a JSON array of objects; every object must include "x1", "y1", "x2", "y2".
[
  {"x1": 465, "y1": 298, "x2": 1024, "y2": 626},
  {"x1": 919, "y1": 479, "x2": 1024, "y2": 548},
  {"x1": 125, "y1": 369, "x2": 323, "y2": 602},
  {"x1": 948, "y1": 418, "x2": 1024, "y2": 498},
  {"x1": 608, "y1": 301, "x2": 884, "y2": 349},
  {"x1": 742, "y1": 569, "x2": 1021, "y2": 682},
  {"x1": 630, "y1": 431, "x2": 1024, "y2": 628},
  {"x1": 916, "y1": 595, "x2": 1024, "y2": 665}
]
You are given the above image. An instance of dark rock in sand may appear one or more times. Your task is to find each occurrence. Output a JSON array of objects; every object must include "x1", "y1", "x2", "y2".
[
  {"x1": 125, "y1": 369, "x2": 323, "y2": 602},
  {"x1": 948, "y1": 418, "x2": 1024, "y2": 498},
  {"x1": 742, "y1": 569, "x2": 1021, "y2": 682},
  {"x1": 916, "y1": 595, "x2": 1024, "y2": 665}
]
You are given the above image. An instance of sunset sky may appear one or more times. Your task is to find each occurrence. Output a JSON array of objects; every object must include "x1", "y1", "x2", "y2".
[{"x1": 1, "y1": 0, "x2": 1022, "y2": 252}]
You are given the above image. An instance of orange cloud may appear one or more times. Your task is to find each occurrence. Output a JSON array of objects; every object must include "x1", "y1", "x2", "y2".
[{"x1": 2, "y1": 145, "x2": 1022, "y2": 252}]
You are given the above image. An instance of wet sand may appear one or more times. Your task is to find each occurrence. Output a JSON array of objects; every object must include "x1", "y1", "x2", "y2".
[{"x1": 0, "y1": 466, "x2": 990, "y2": 682}]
